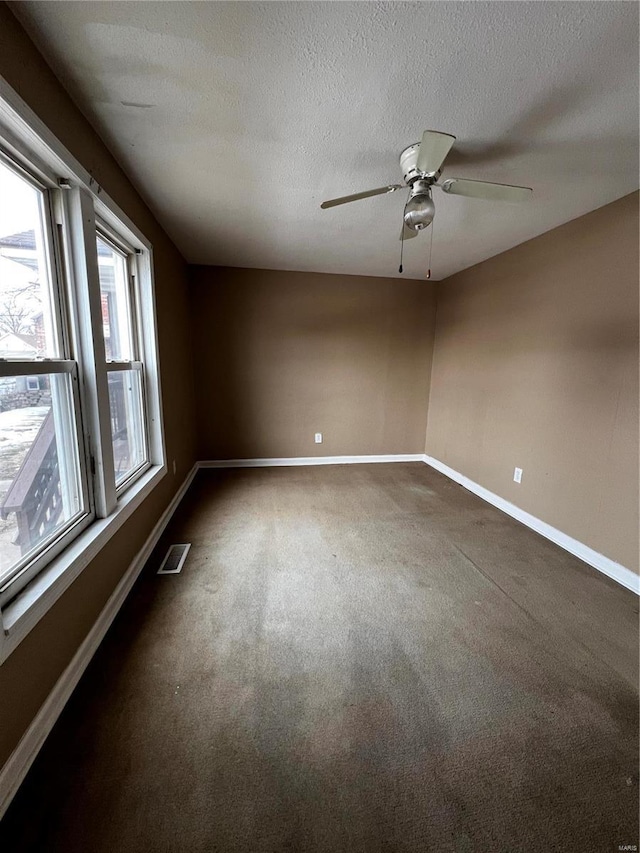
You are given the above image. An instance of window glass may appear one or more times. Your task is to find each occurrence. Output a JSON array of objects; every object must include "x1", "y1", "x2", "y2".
[
  {"x1": 107, "y1": 369, "x2": 146, "y2": 486},
  {"x1": 0, "y1": 372, "x2": 84, "y2": 587},
  {"x1": 0, "y1": 159, "x2": 60, "y2": 358},
  {"x1": 96, "y1": 235, "x2": 133, "y2": 361}
]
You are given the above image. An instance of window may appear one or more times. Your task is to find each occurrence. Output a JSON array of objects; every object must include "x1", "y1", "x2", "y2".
[
  {"x1": 0, "y1": 156, "x2": 90, "y2": 595},
  {"x1": 0, "y1": 85, "x2": 165, "y2": 651},
  {"x1": 96, "y1": 230, "x2": 149, "y2": 490}
]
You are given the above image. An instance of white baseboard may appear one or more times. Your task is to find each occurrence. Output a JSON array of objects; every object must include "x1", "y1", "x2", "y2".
[
  {"x1": 424, "y1": 455, "x2": 639, "y2": 595},
  {"x1": 199, "y1": 454, "x2": 425, "y2": 468},
  {"x1": 0, "y1": 463, "x2": 199, "y2": 821}
]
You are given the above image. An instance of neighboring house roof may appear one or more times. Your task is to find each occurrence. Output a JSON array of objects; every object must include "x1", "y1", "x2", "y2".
[
  {"x1": 0, "y1": 230, "x2": 38, "y2": 273},
  {"x1": 0, "y1": 253, "x2": 36, "y2": 287},
  {"x1": 9, "y1": 332, "x2": 37, "y2": 347},
  {"x1": 0, "y1": 332, "x2": 38, "y2": 355},
  {"x1": 1, "y1": 228, "x2": 112, "y2": 256},
  {"x1": 0, "y1": 229, "x2": 36, "y2": 250}
]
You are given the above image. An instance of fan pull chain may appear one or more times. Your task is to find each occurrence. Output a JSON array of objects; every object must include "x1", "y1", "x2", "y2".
[
  {"x1": 399, "y1": 189, "x2": 413, "y2": 274},
  {"x1": 426, "y1": 214, "x2": 435, "y2": 279}
]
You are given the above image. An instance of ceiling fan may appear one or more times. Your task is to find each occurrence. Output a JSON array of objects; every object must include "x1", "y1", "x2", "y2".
[{"x1": 320, "y1": 130, "x2": 533, "y2": 243}]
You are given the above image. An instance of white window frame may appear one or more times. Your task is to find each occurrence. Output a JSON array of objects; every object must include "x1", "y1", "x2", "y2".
[
  {"x1": 0, "y1": 75, "x2": 166, "y2": 663},
  {"x1": 96, "y1": 223, "x2": 151, "y2": 494},
  {"x1": 107, "y1": 361, "x2": 150, "y2": 492},
  {"x1": 0, "y1": 361, "x2": 93, "y2": 597},
  {"x1": 0, "y1": 154, "x2": 94, "y2": 602}
]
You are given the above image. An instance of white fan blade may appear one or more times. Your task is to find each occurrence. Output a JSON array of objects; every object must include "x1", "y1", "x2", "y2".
[
  {"x1": 399, "y1": 223, "x2": 419, "y2": 241},
  {"x1": 320, "y1": 184, "x2": 402, "y2": 209},
  {"x1": 416, "y1": 130, "x2": 456, "y2": 174},
  {"x1": 440, "y1": 178, "x2": 532, "y2": 202}
]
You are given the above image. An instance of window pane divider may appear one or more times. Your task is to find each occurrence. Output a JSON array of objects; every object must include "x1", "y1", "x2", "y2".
[
  {"x1": 0, "y1": 359, "x2": 75, "y2": 377},
  {"x1": 0, "y1": 510, "x2": 93, "y2": 607},
  {"x1": 114, "y1": 460, "x2": 151, "y2": 496},
  {"x1": 106, "y1": 360, "x2": 143, "y2": 372}
]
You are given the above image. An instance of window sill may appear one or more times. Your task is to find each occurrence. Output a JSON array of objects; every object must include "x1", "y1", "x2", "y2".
[{"x1": 0, "y1": 463, "x2": 167, "y2": 664}]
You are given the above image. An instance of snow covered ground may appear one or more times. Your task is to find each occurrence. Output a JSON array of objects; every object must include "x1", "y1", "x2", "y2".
[{"x1": 0, "y1": 405, "x2": 50, "y2": 579}]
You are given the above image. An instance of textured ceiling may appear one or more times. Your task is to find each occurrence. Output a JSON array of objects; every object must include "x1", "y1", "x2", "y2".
[{"x1": 11, "y1": 1, "x2": 639, "y2": 280}]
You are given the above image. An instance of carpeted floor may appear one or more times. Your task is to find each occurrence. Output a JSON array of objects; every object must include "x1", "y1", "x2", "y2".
[{"x1": 1, "y1": 463, "x2": 638, "y2": 852}]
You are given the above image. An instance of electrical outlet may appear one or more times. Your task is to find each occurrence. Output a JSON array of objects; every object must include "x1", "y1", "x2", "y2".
[
  {"x1": 513, "y1": 467, "x2": 523, "y2": 484},
  {"x1": 314, "y1": 433, "x2": 323, "y2": 444}
]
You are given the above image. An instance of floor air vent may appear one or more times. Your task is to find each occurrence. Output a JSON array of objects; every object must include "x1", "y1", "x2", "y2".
[{"x1": 157, "y1": 543, "x2": 191, "y2": 574}]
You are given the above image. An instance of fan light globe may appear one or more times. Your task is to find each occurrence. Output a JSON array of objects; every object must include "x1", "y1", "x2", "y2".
[{"x1": 404, "y1": 192, "x2": 435, "y2": 231}]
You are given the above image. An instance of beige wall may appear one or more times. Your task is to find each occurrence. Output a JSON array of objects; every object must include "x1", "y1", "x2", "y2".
[
  {"x1": 0, "y1": 5, "x2": 197, "y2": 768},
  {"x1": 190, "y1": 267, "x2": 436, "y2": 460},
  {"x1": 426, "y1": 192, "x2": 639, "y2": 573}
]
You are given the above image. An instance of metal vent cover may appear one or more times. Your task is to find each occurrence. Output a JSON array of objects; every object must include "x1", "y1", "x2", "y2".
[{"x1": 157, "y1": 543, "x2": 191, "y2": 574}]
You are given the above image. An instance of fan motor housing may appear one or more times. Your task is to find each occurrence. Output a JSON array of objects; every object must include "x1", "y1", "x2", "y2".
[{"x1": 400, "y1": 143, "x2": 441, "y2": 184}]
